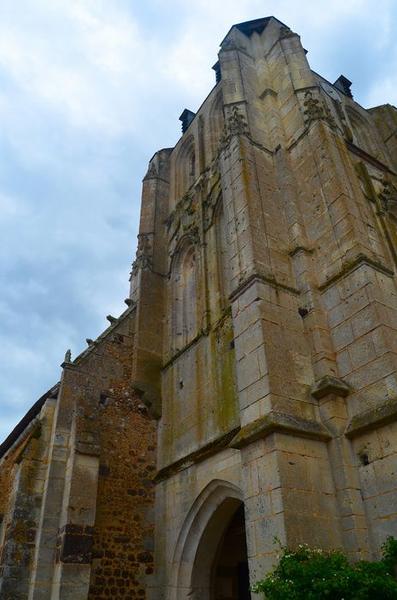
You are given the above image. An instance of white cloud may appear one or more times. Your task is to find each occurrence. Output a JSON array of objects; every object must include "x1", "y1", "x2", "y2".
[
  {"x1": 0, "y1": 192, "x2": 30, "y2": 221},
  {"x1": 0, "y1": 1, "x2": 149, "y2": 135}
]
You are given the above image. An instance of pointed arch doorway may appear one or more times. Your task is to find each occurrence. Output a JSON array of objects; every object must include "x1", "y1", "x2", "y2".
[
  {"x1": 211, "y1": 504, "x2": 251, "y2": 599},
  {"x1": 170, "y1": 480, "x2": 252, "y2": 600}
]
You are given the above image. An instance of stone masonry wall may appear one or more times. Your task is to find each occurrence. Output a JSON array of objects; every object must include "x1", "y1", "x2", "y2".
[
  {"x1": 148, "y1": 16, "x2": 397, "y2": 596},
  {"x1": 0, "y1": 447, "x2": 18, "y2": 545},
  {"x1": 0, "y1": 398, "x2": 56, "y2": 600},
  {"x1": 1, "y1": 15, "x2": 397, "y2": 600},
  {"x1": 0, "y1": 307, "x2": 157, "y2": 599},
  {"x1": 87, "y1": 383, "x2": 156, "y2": 599},
  {"x1": 53, "y1": 308, "x2": 157, "y2": 599}
]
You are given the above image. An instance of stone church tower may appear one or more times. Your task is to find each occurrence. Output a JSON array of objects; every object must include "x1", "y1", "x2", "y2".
[{"x1": 1, "y1": 16, "x2": 397, "y2": 600}]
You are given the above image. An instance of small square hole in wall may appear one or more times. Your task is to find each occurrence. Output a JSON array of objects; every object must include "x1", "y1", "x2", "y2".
[
  {"x1": 99, "y1": 393, "x2": 109, "y2": 406},
  {"x1": 359, "y1": 452, "x2": 370, "y2": 466},
  {"x1": 179, "y1": 380, "x2": 184, "y2": 389}
]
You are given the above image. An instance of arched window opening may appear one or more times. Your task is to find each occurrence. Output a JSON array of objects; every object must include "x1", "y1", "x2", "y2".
[
  {"x1": 172, "y1": 244, "x2": 198, "y2": 351},
  {"x1": 175, "y1": 136, "x2": 196, "y2": 200},
  {"x1": 346, "y1": 107, "x2": 379, "y2": 158},
  {"x1": 209, "y1": 93, "x2": 225, "y2": 159}
]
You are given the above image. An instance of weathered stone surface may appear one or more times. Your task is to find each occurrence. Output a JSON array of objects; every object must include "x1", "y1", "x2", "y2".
[
  {"x1": 311, "y1": 375, "x2": 351, "y2": 399},
  {"x1": 1, "y1": 14, "x2": 397, "y2": 600},
  {"x1": 346, "y1": 397, "x2": 397, "y2": 438},
  {"x1": 229, "y1": 411, "x2": 331, "y2": 448}
]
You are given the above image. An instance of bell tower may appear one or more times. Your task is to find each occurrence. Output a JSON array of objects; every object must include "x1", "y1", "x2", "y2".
[{"x1": 129, "y1": 16, "x2": 397, "y2": 599}]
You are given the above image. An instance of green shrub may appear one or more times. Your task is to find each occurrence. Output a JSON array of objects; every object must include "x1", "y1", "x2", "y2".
[{"x1": 252, "y1": 537, "x2": 397, "y2": 599}]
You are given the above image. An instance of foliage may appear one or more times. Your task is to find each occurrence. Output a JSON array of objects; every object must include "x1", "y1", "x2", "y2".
[{"x1": 252, "y1": 537, "x2": 397, "y2": 599}]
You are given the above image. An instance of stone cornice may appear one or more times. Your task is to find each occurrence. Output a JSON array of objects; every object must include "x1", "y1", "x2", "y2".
[
  {"x1": 154, "y1": 427, "x2": 240, "y2": 482},
  {"x1": 229, "y1": 411, "x2": 331, "y2": 449},
  {"x1": 345, "y1": 398, "x2": 397, "y2": 439},
  {"x1": 345, "y1": 141, "x2": 396, "y2": 176},
  {"x1": 318, "y1": 253, "x2": 394, "y2": 291},
  {"x1": 311, "y1": 375, "x2": 351, "y2": 400},
  {"x1": 229, "y1": 273, "x2": 299, "y2": 304}
]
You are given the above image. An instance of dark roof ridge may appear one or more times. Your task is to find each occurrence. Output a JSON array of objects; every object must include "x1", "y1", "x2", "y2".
[
  {"x1": 220, "y1": 16, "x2": 287, "y2": 46},
  {"x1": 0, "y1": 382, "x2": 60, "y2": 460}
]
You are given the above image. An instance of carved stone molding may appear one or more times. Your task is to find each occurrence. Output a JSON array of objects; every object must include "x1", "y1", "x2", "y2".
[
  {"x1": 228, "y1": 105, "x2": 249, "y2": 135},
  {"x1": 136, "y1": 233, "x2": 153, "y2": 262},
  {"x1": 130, "y1": 233, "x2": 153, "y2": 277},
  {"x1": 219, "y1": 105, "x2": 249, "y2": 151},
  {"x1": 311, "y1": 375, "x2": 351, "y2": 400},
  {"x1": 167, "y1": 192, "x2": 200, "y2": 254},
  {"x1": 303, "y1": 90, "x2": 336, "y2": 130},
  {"x1": 129, "y1": 233, "x2": 154, "y2": 279},
  {"x1": 379, "y1": 176, "x2": 397, "y2": 217}
]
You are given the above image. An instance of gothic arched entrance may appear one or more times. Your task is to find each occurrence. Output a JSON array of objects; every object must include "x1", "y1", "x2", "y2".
[
  {"x1": 169, "y1": 480, "x2": 251, "y2": 600},
  {"x1": 211, "y1": 504, "x2": 251, "y2": 600}
]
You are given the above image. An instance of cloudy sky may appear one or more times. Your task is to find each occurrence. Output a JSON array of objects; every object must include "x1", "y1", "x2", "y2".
[{"x1": 1, "y1": 0, "x2": 396, "y2": 441}]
